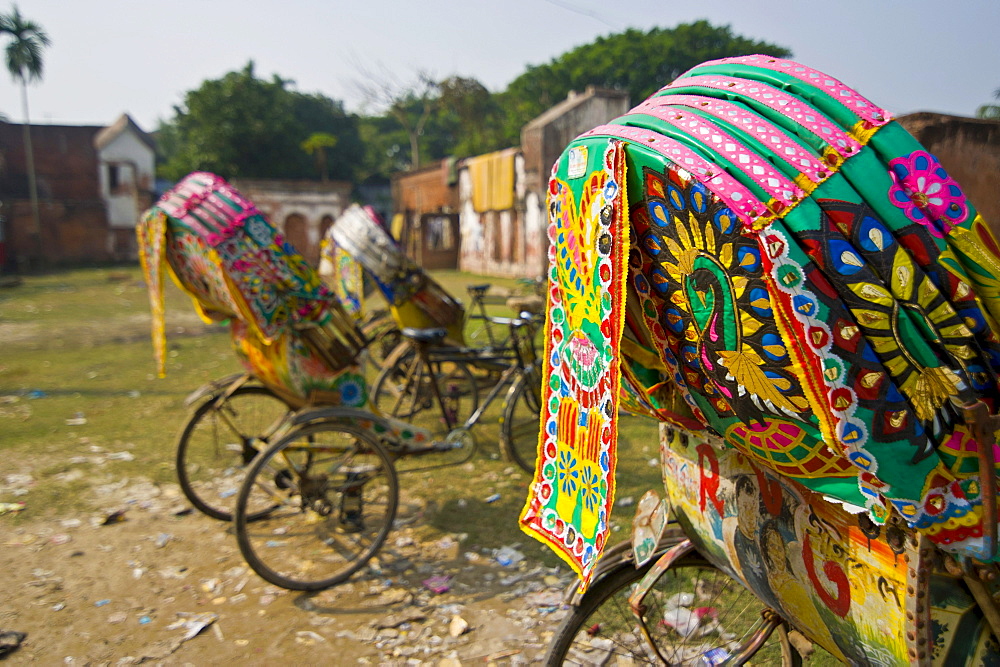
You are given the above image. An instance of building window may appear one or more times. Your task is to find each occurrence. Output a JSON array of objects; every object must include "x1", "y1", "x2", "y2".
[{"x1": 108, "y1": 164, "x2": 120, "y2": 191}]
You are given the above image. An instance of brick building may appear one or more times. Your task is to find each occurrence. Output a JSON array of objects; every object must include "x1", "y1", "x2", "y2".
[
  {"x1": 0, "y1": 114, "x2": 155, "y2": 269},
  {"x1": 391, "y1": 87, "x2": 630, "y2": 278},
  {"x1": 390, "y1": 159, "x2": 460, "y2": 270}
]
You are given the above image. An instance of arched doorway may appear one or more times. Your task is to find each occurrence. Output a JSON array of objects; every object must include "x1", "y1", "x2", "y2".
[
  {"x1": 283, "y1": 213, "x2": 312, "y2": 264},
  {"x1": 318, "y1": 215, "x2": 335, "y2": 265},
  {"x1": 319, "y1": 215, "x2": 334, "y2": 240}
]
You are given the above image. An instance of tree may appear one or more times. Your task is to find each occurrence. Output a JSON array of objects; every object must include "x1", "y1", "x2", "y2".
[
  {"x1": 300, "y1": 132, "x2": 337, "y2": 181},
  {"x1": 160, "y1": 62, "x2": 301, "y2": 179},
  {"x1": 499, "y1": 21, "x2": 791, "y2": 145},
  {"x1": 0, "y1": 4, "x2": 50, "y2": 267},
  {"x1": 977, "y1": 86, "x2": 1000, "y2": 120},
  {"x1": 437, "y1": 76, "x2": 508, "y2": 157},
  {"x1": 158, "y1": 62, "x2": 363, "y2": 182},
  {"x1": 356, "y1": 115, "x2": 410, "y2": 184},
  {"x1": 354, "y1": 65, "x2": 440, "y2": 170},
  {"x1": 289, "y1": 93, "x2": 363, "y2": 181}
]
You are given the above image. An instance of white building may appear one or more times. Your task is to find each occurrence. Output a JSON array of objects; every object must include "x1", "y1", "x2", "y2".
[{"x1": 94, "y1": 114, "x2": 156, "y2": 259}]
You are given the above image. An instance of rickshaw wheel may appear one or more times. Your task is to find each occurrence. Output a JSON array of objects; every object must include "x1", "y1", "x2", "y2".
[
  {"x1": 371, "y1": 342, "x2": 478, "y2": 436},
  {"x1": 361, "y1": 312, "x2": 402, "y2": 372},
  {"x1": 233, "y1": 421, "x2": 398, "y2": 591},
  {"x1": 499, "y1": 365, "x2": 542, "y2": 473},
  {"x1": 546, "y1": 550, "x2": 798, "y2": 666},
  {"x1": 175, "y1": 385, "x2": 291, "y2": 521}
]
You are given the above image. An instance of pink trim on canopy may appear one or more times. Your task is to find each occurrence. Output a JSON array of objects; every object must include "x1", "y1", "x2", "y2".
[
  {"x1": 661, "y1": 75, "x2": 862, "y2": 159},
  {"x1": 641, "y1": 95, "x2": 830, "y2": 185},
  {"x1": 156, "y1": 173, "x2": 263, "y2": 245},
  {"x1": 580, "y1": 123, "x2": 768, "y2": 228},
  {"x1": 697, "y1": 56, "x2": 892, "y2": 126},
  {"x1": 626, "y1": 103, "x2": 805, "y2": 209}
]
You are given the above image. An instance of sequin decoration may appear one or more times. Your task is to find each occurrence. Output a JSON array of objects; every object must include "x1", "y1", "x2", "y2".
[{"x1": 524, "y1": 56, "x2": 1000, "y2": 577}]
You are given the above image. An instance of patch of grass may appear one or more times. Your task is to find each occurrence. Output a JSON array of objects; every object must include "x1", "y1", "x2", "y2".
[
  {"x1": 0, "y1": 266, "x2": 664, "y2": 559},
  {"x1": 0, "y1": 266, "x2": 242, "y2": 518}
]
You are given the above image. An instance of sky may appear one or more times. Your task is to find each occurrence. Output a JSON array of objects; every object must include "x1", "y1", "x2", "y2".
[{"x1": 1, "y1": 0, "x2": 998, "y2": 132}]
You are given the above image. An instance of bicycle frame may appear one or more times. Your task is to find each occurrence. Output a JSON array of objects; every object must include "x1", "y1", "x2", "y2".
[
  {"x1": 182, "y1": 372, "x2": 256, "y2": 407},
  {"x1": 464, "y1": 284, "x2": 503, "y2": 348},
  {"x1": 398, "y1": 315, "x2": 540, "y2": 434},
  {"x1": 455, "y1": 354, "x2": 534, "y2": 434}
]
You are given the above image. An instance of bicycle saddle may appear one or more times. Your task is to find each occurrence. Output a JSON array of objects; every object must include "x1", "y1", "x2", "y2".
[{"x1": 400, "y1": 327, "x2": 448, "y2": 343}]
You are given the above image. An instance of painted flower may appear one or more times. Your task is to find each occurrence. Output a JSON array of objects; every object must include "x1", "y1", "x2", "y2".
[
  {"x1": 556, "y1": 449, "x2": 579, "y2": 496},
  {"x1": 888, "y1": 150, "x2": 968, "y2": 237},
  {"x1": 569, "y1": 332, "x2": 598, "y2": 368},
  {"x1": 334, "y1": 373, "x2": 367, "y2": 407},
  {"x1": 579, "y1": 465, "x2": 602, "y2": 513}
]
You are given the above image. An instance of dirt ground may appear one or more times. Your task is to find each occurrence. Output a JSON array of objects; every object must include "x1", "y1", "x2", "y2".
[
  {"x1": 0, "y1": 271, "x2": 583, "y2": 664},
  {"x1": 1, "y1": 472, "x2": 573, "y2": 665}
]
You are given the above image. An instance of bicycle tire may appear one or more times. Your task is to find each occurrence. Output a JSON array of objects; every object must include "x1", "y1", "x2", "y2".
[
  {"x1": 371, "y1": 342, "x2": 478, "y2": 436},
  {"x1": 175, "y1": 385, "x2": 291, "y2": 521},
  {"x1": 361, "y1": 313, "x2": 402, "y2": 373},
  {"x1": 234, "y1": 421, "x2": 399, "y2": 591},
  {"x1": 546, "y1": 550, "x2": 794, "y2": 665},
  {"x1": 499, "y1": 366, "x2": 542, "y2": 473}
]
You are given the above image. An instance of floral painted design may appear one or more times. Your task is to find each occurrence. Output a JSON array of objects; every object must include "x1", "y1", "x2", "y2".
[
  {"x1": 557, "y1": 450, "x2": 580, "y2": 496},
  {"x1": 579, "y1": 465, "x2": 603, "y2": 512},
  {"x1": 888, "y1": 150, "x2": 968, "y2": 237},
  {"x1": 333, "y1": 372, "x2": 368, "y2": 407}
]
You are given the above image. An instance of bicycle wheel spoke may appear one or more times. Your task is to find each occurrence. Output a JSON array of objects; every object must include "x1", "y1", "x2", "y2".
[
  {"x1": 176, "y1": 386, "x2": 290, "y2": 521},
  {"x1": 501, "y1": 370, "x2": 542, "y2": 473},
  {"x1": 235, "y1": 422, "x2": 398, "y2": 591},
  {"x1": 548, "y1": 554, "x2": 788, "y2": 666}
]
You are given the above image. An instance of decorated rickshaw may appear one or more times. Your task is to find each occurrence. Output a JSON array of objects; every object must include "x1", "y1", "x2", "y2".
[
  {"x1": 525, "y1": 56, "x2": 1000, "y2": 664},
  {"x1": 326, "y1": 204, "x2": 466, "y2": 343},
  {"x1": 136, "y1": 173, "x2": 540, "y2": 591},
  {"x1": 137, "y1": 174, "x2": 458, "y2": 589}
]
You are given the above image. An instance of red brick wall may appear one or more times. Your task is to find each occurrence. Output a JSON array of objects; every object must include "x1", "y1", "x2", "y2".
[
  {"x1": 0, "y1": 122, "x2": 102, "y2": 200},
  {"x1": 393, "y1": 161, "x2": 457, "y2": 212},
  {"x1": 5, "y1": 200, "x2": 110, "y2": 266},
  {"x1": 1, "y1": 122, "x2": 110, "y2": 268},
  {"x1": 392, "y1": 161, "x2": 460, "y2": 269}
]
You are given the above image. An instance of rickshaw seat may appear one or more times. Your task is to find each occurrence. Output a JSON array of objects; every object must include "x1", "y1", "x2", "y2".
[{"x1": 400, "y1": 327, "x2": 449, "y2": 343}]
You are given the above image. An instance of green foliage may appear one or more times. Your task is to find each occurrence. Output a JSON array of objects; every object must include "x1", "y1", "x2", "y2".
[
  {"x1": 301, "y1": 132, "x2": 338, "y2": 181},
  {"x1": 358, "y1": 75, "x2": 516, "y2": 176},
  {"x1": 977, "y1": 86, "x2": 1000, "y2": 120},
  {"x1": 436, "y1": 76, "x2": 509, "y2": 157},
  {"x1": 0, "y1": 4, "x2": 50, "y2": 84},
  {"x1": 291, "y1": 92, "x2": 364, "y2": 180},
  {"x1": 158, "y1": 62, "x2": 363, "y2": 182},
  {"x1": 300, "y1": 131, "x2": 338, "y2": 152},
  {"x1": 978, "y1": 105, "x2": 1000, "y2": 120},
  {"x1": 356, "y1": 115, "x2": 409, "y2": 184},
  {"x1": 154, "y1": 21, "x2": 790, "y2": 183},
  {"x1": 498, "y1": 21, "x2": 791, "y2": 145}
]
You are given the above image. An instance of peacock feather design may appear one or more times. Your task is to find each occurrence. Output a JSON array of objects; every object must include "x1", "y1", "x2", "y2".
[{"x1": 551, "y1": 170, "x2": 613, "y2": 391}]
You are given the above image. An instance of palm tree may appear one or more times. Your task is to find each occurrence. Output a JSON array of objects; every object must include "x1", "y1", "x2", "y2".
[
  {"x1": 301, "y1": 132, "x2": 338, "y2": 182},
  {"x1": 1, "y1": 5, "x2": 50, "y2": 268},
  {"x1": 978, "y1": 86, "x2": 1000, "y2": 120}
]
